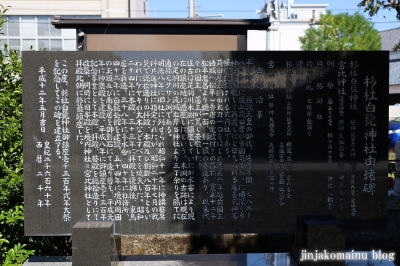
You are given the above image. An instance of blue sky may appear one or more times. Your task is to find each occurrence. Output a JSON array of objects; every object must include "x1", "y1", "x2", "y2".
[{"x1": 147, "y1": 0, "x2": 400, "y2": 32}]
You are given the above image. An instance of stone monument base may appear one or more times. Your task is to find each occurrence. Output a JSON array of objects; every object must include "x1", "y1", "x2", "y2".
[
  {"x1": 291, "y1": 215, "x2": 345, "y2": 266},
  {"x1": 71, "y1": 221, "x2": 118, "y2": 266}
]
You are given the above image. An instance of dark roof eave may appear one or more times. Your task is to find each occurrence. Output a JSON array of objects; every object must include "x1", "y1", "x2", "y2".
[{"x1": 51, "y1": 17, "x2": 271, "y2": 35}]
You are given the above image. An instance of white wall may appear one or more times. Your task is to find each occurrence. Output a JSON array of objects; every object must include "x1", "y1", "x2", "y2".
[
  {"x1": 2, "y1": 1, "x2": 103, "y2": 16},
  {"x1": 247, "y1": 30, "x2": 267, "y2": 51},
  {"x1": 390, "y1": 106, "x2": 400, "y2": 120},
  {"x1": 2, "y1": 0, "x2": 147, "y2": 18},
  {"x1": 254, "y1": 2, "x2": 328, "y2": 51}
]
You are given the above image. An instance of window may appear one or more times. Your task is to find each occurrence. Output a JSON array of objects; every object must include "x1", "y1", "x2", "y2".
[
  {"x1": 38, "y1": 17, "x2": 50, "y2": 36},
  {"x1": 21, "y1": 16, "x2": 36, "y2": 37},
  {"x1": 8, "y1": 39, "x2": 21, "y2": 50},
  {"x1": 50, "y1": 39, "x2": 62, "y2": 51},
  {"x1": 7, "y1": 16, "x2": 20, "y2": 36},
  {"x1": 22, "y1": 39, "x2": 36, "y2": 51},
  {"x1": 1, "y1": 15, "x2": 99, "y2": 52},
  {"x1": 63, "y1": 29, "x2": 76, "y2": 38},
  {"x1": 38, "y1": 39, "x2": 50, "y2": 50},
  {"x1": 64, "y1": 39, "x2": 77, "y2": 51},
  {"x1": 50, "y1": 23, "x2": 61, "y2": 36}
]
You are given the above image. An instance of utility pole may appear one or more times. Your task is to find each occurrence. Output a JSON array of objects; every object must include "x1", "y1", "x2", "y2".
[
  {"x1": 128, "y1": 0, "x2": 131, "y2": 18},
  {"x1": 189, "y1": 0, "x2": 196, "y2": 18}
]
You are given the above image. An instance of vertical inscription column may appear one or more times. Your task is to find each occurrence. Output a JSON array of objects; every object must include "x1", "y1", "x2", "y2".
[
  {"x1": 363, "y1": 76, "x2": 378, "y2": 195},
  {"x1": 326, "y1": 60, "x2": 335, "y2": 210},
  {"x1": 169, "y1": 59, "x2": 196, "y2": 221},
  {"x1": 199, "y1": 59, "x2": 225, "y2": 221},
  {"x1": 127, "y1": 59, "x2": 167, "y2": 222},
  {"x1": 336, "y1": 60, "x2": 348, "y2": 212},
  {"x1": 348, "y1": 60, "x2": 359, "y2": 217},
  {"x1": 267, "y1": 61, "x2": 276, "y2": 194},
  {"x1": 53, "y1": 60, "x2": 71, "y2": 222},
  {"x1": 36, "y1": 67, "x2": 49, "y2": 209},
  {"x1": 226, "y1": 59, "x2": 255, "y2": 219},
  {"x1": 281, "y1": 60, "x2": 293, "y2": 207}
]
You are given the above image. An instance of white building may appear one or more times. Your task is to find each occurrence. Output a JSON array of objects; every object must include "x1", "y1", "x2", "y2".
[
  {"x1": 248, "y1": 0, "x2": 328, "y2": 51},
  {"x1": 0, "y1": 0, "x2": 328, "y2": 52},
  {"x1": 0, "y1": 0, "x2": 148, "y2": 51}
]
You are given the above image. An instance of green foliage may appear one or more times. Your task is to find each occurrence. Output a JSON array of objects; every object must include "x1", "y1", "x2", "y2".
[
  {"x1": 0, "y1": 5, "x2": 36, "y2": 265},
  {"x1": 0, "y1": 46, "x2": 23, "y2": 209},
  {"x1": 0, "y1": 40, "x2": 30, "y2": 265},
  {"x1": 358, "y1": 0, "x2": 400, "y2": 20},
  {"x1": 299, "y1": 11, "x2": 382, "y2": 51},
  {"x1": 0, "y1": 8, "x2": 66, "y2": 265},
  {"x1": 0, "y1": 5, "x2": 8, "y2": 35},
  {"x1": 2, "y1": 244, "x2": 34, "y2": 266},
  {"x1": 0, "y1": 234, "x2": 9, "y2": 246}
]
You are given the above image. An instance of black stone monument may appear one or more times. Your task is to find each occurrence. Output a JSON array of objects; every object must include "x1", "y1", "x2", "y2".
[{"x1": 22, "y1": 51, "x2": 388, "y2": 264}]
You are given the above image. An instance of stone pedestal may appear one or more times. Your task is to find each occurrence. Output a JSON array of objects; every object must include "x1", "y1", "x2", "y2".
[
  {"x1": 72, "y1": 221, "x2": 118, "y2": 266},
  {"x1": 291, "y1": 215, "x2": 345, "y2": 266}
]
